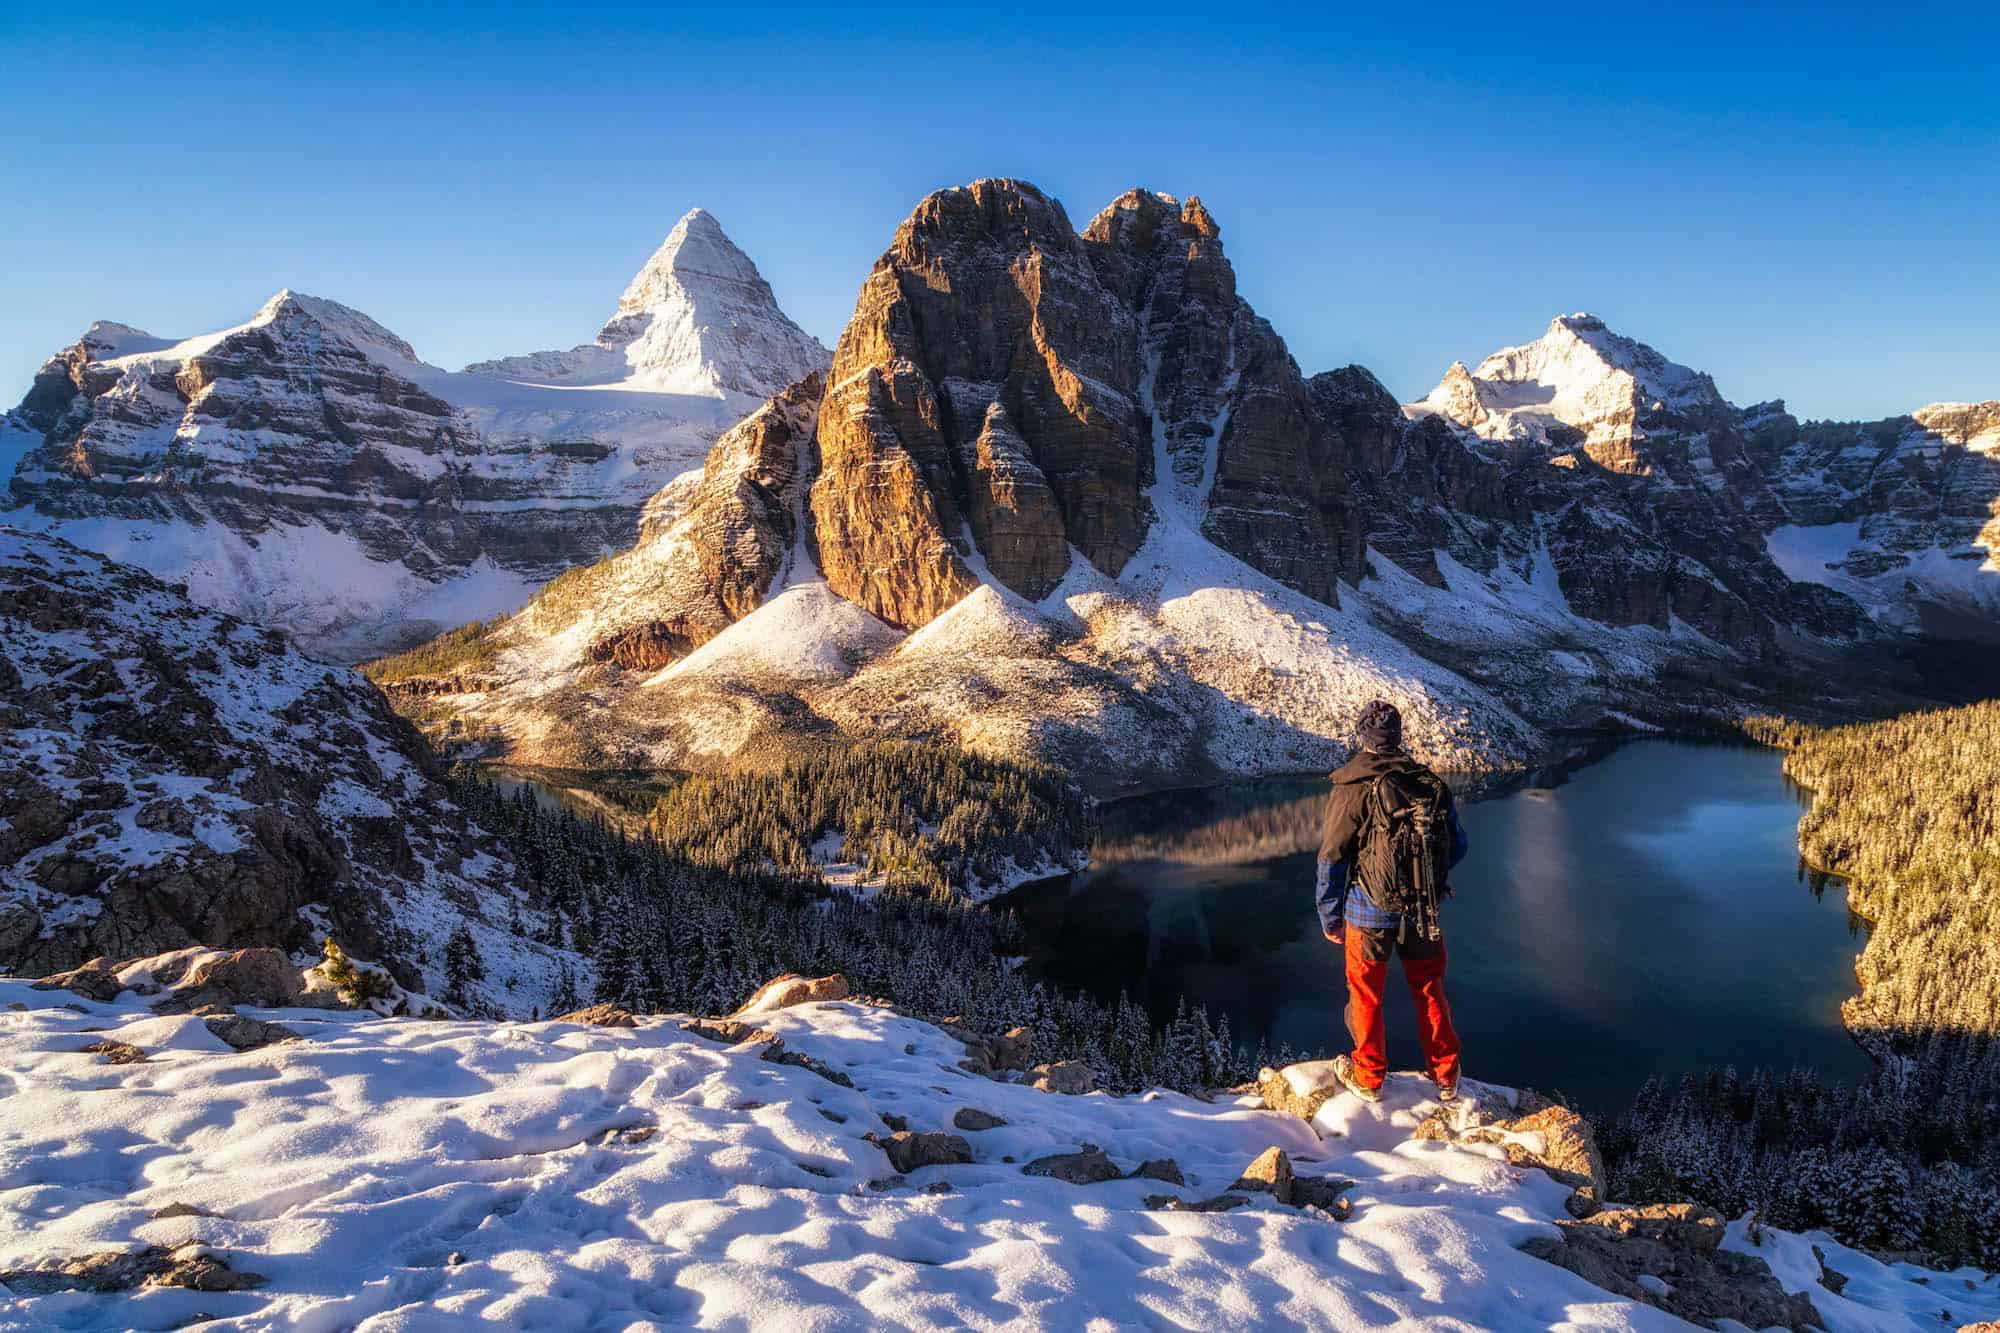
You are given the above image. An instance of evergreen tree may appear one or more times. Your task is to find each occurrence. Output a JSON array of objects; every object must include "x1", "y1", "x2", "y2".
[{"x1": 443, "y1": 926, "x2": 486, "y2": 1007}]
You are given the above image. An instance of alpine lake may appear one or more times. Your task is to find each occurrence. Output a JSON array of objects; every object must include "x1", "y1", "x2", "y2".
[{"x1": 995, "y1": 739, "x2": 1872, "y2": 1114}]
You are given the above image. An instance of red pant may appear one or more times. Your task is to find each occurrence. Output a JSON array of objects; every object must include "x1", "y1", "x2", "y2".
[{"x1": 1344, "y1": 927, "x2": 1461, "y2": 1090}]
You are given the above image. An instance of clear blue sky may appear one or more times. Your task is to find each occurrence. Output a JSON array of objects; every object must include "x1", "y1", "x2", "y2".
[{"x1": 3, "y1": 3, "x2": 1995, "y2": 420}]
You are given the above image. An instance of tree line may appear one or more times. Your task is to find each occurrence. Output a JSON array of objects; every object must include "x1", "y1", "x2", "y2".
[
  {"x1": 451, "y1": 767, "x2": 1267, "y2": 1094},
  {"x1": 644, "y1": 741, "x2": 1093, "y2": 900}
]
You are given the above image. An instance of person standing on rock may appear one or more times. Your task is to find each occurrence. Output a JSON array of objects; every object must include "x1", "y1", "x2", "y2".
[{"x1": 1316, "y1": 699, "x2": 1468, "y2": 1105}]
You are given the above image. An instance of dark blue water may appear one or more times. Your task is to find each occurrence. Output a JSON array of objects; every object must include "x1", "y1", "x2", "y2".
[{"x1": 997, "y1": 741, "x2": 1872, "y2": 1113}]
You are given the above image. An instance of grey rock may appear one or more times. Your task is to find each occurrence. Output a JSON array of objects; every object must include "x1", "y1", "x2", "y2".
[
  {"x1": 1022, "y1": 1145, "x2": 1121, "y2": 1185},
  {"x1": 868, "y1": 1132, "x2": 974, "y2": 1174}
]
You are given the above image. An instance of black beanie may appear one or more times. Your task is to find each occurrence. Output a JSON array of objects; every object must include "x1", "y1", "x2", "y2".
[{"x1": 1357, "y1": 699, "x2": 1403, "y2": 753}]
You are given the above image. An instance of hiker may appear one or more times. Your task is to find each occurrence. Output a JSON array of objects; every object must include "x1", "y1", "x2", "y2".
[{"x1": 1316, "y1": 699, "x2": 1468, "y2": 1104}]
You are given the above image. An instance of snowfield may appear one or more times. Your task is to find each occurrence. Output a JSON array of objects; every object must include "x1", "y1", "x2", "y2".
[{"x1": 1, "y1": 984, "x2": 1990, "y2": 1331}]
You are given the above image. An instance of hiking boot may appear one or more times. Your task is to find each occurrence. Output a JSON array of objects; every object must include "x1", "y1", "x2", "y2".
[{"x1": 1332, "y1": 1054, "x2": 1381, "y2": 1104}]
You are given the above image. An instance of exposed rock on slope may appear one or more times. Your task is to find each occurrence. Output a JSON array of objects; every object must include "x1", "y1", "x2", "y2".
[
  {"x1": 1413, "y1": 317, "x2": 1999, "y2": 638},
  {"x1": 1758, "y1": 400, "x2": 2000, "y2": 634},
  {"x1": 0, "y1": 527, "x2": 574, "y2": 1013},
  {"x1": 1, "y1": 215, "x2": 828, "y2": 659}
]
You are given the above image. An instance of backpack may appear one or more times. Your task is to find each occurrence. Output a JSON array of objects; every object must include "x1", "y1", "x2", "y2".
[{"x1": 1357, "y1": 767, "x2": 1454, "y2": 941}]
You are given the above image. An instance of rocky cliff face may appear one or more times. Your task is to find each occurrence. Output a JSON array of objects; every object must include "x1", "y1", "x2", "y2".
[
  {"x1": 0, "y1": 527, "x2": 572, "y2": 1013},
  {"x1": 2, "y1": 216, "x2": 828, "y2": 660},
  {"x1": 809, "y1": 182, "x2": 1357, "y2": 626}
]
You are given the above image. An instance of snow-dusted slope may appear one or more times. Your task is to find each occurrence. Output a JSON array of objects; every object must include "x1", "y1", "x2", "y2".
[
  {"x1": 464, "y1": 209, "x2": 829, "y2": 399},
  {"x1": 1761, "y1": 400, "x2": 2000, "y2": 632},
  {"x1": 1, "y1": 216, "x2": 826, "y2": 660},
  {"x1": 0, "y1": 527, "x2": 576, "y2": 1013},
  {"x1": 1, "y1": 984, "x2": 1988, "y2": 1330}
]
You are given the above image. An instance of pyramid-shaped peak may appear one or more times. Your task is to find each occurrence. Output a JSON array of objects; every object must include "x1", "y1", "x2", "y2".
[{"x1": 616, "y1": 209, "x2": 768, "y2": 318}]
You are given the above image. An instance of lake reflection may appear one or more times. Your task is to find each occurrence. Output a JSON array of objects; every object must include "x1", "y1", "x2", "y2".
[{"x1": 998, "y1": 741, "x2": 1872, "y2": 1113}]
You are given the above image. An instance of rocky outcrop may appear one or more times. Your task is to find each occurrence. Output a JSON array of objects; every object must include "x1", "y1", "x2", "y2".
[
  {"x1": 0, "y1": 1243, "x2": 266, "y2": 1295},
  {"x1": 731, "y1": 971, "x2": 851, "y2": 1017},
  {"x1": 0, "y1": 529, "x2": 576, "y2": 1014},
  {"x1": 1521, "y1": 1204, "x2": 1822, "y2": 1332},
  {"x1": 871, "y1": 1131, "x2": 974, "y2": 1174},
  {"x1": 1023, "y1": 1145, "x2": 1122, "y2": 1185},
  {"x1": 554, "y1": 1004, "x2": 641, "y2": 1028}
]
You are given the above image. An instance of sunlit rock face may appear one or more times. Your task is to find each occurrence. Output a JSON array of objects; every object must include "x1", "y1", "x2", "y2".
[{"x1": 809, "y1": 179, "x2": 1365, "y2": 624}]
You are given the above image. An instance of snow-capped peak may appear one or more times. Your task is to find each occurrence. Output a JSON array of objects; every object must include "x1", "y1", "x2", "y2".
[
  {"x1": 610, "y1": 209, "x2": 766, "y2": 320},
  {"x1": 1409, "y1": 314, "x2": 1728, "y2": 459},
  {"x1": 249, "y1": 289, "x2": 428, "y2": 369},
  {"x1": 464, "y1": 211, "x2": 830, "y2": 401},
  {"x1": 592, "y1": 209, "x2": 830, "y2": 398}
]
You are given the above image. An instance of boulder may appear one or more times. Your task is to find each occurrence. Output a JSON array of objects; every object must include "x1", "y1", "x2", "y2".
[
  {"x1": 1147, "y1": 1193, "x2": 1250, "y2": 1213},
  {"x1": 1521, "y1": 1204, "x2": 1822, "y2": 1332},
  {"x1": 681, "y1": 1018, "x2": 782, "y2": 1046},
  {"x1": 953, "y1": 1107, "x2": 1007, "y2": 1132},
  {"x1": 31, "y1": 957, "x2": 125, "y2": 1002},
  {"x1": 554, "y1": 1003, "x2": 640, "y2": 1028},
  {"x1": 155, "y1": 947, "x2": 307, "y2": 1010},
  {"x1": 732, "y1": 973, "x2": 851, "y2": 1017},
  {"x1": 1131, "y1": 1158, "x2": 1184, "y2": 1186},
  {"x1": 1466, "y1": 1105, "x2": 1607, "y2": 1218},
  {"x1": 80, "y1": 1038, "x2": 149, "y2": 1065},
  {"x1": 940, "y1": 1020, "x2": 1036, "y2": 1076},
  {"x1": 203, "y1": 1014, "x2": 298, "y2": 1052},
  {"x1": 1027, "y1": 1061, "x2": 1095, "y2": 1095},
  {"x1": 1257, "y1": 1061, "x2": 1344, "y2": 1121},
  {"x1": 1023, "y1": 1145, "x2": 1122, "y2": 1186},
  {"x1": 868, "y1": 1132, "x2": 973, "y2": 1174},
  {"x1": 1231, "y1": 1147, "x2": 1296, "y2": 1205}
]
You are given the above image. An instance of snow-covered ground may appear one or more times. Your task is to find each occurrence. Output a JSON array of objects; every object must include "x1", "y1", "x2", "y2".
[{"x1": 1, "y1": 982, "x2": 1990, "y2": 1331}]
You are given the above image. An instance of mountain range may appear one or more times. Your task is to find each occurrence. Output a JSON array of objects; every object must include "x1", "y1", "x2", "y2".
[
  {"x1": 360, "y1": 180, "x2": 1998, "y2": 792},
  {"x1": 0, "y1": 210, "x2": 827, "y2": 660},
  {"x1": 6, "y1": 179, "x2": 1996, "y2": 792}
]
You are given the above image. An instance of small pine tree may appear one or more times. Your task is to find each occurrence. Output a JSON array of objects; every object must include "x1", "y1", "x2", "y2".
[
  {"x1": 443, "y1": 926, "x2": 486, "y2": 1007},
  {"x1": 550, "y1": 960, "x2": 581, "y2": 1016},
  {"x1": 319, "y1": 937, "x2": 393, "y2": 1007}
]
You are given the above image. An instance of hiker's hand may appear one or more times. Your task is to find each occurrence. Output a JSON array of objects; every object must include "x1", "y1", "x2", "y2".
[{"x1": 1323, "y1": 927, "x2": 1344, "y2": 945}]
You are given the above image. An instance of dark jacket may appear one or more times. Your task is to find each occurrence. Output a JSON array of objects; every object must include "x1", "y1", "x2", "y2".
[{"x1": 1315, "y1": 748, "x2": 1469, "y2": 936}]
